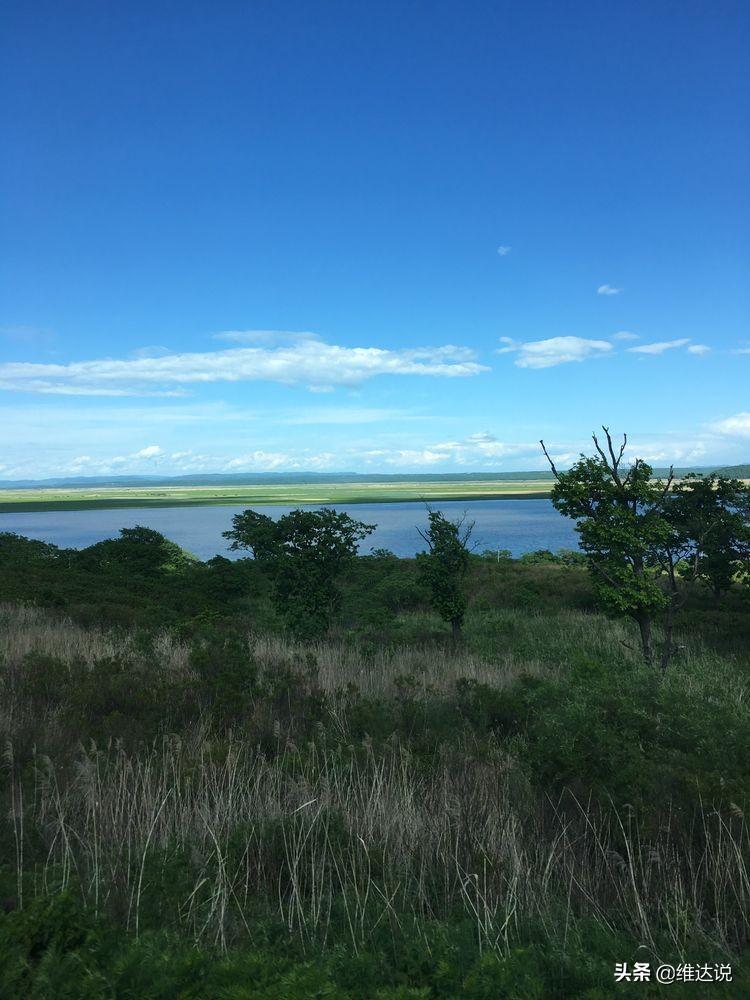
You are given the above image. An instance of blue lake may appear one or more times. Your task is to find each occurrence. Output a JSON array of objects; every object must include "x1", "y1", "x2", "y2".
[{"x1": 0, "y1": 499, "x2": 580, "y2": 560}]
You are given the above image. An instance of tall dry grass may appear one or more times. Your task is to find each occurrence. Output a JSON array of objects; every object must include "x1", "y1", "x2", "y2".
[
  {"x1": 0, "y1": 602, "x2": 190, "y2": 672},
  {"x1": 0, "y1": 599, "x2": 647, "y2": 699},
  {"x1": 2, "y1": 602, "x2": 749, "y2": 962},
  {"x1": 7, "y1": 734, "x2": 748, "y2": 958}
]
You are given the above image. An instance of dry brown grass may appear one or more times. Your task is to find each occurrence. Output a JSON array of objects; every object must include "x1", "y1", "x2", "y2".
[
  {"x1": 0, "y1": 602, "x2": 642, "y2": 697},
  {"x1": 0, "y1": 602, "x2": 190, "y2": 673},
  {"x1": 3, "y1": 603, "x2": 748, "y2": 961},
  {"x1": 9, "y1": 734, "x2": 748, "y2": 958}
]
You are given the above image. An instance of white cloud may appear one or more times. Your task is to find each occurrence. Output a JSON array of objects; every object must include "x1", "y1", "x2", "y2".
[
  {"x1": 628, "y1": 441, "x2": 708, "y2": 464},
  {"x1": 627, "y1": 339, "x2": 691, "y2": 355},
  {"x1": 0, "y1": 339, "x2": 488, "y2": 396},
  {"x1": 359, "y1": 434, "x2": 540, "y2": 468},
  {"x1": 380, "y1": 449, "x2": 452, "y2": 466},
  {"x1": 710, "y1": 413, "x2": 750, "y2": 438},
  {"x1": 457, "y1": 432, "x2": 534, "y2": 459},
  {"x1": 224, "y1": 450, "x2": 336, "y2": 472},
  {"x1": 597, "y1": 284, "x2": 622, "y2": 296},
  {"x1": 687, "y1": 344, "x2": 711, "y2": 355},
  {"x1": 496, "y1": 246, "x2": 512, "y2": 256},
  {"x1": 55, "y1": 444, "x2": 168, "y2": 476},
  {"x1": 133, "y1": 445, "x2": 164, "y2": 459},
  {"x1": 0, "y1": 380, "x2": 186, "y2": 397},
  {"x1": 130, "y1": 345, "x2": 171, "y2": 359},
  {"x1": 212, "y1": 329, "x2": 317, "y2": 345},
  {"x1": 612, "y1": 331, "x2": 639, "y2": 341},
  {"x1": 496, "y1": 337, "x2": 516, "y2": 354},
  {"x1": 224, "y1": 451, "x2": 292, "y2": 471},
  {"x1": 498, "y1": 335, "x2": 613, "y2": 369}
]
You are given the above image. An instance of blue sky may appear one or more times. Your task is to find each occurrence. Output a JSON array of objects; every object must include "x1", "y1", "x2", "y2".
[{"x1": 1, "y1": 0, "x2": 748, "y2": 479}]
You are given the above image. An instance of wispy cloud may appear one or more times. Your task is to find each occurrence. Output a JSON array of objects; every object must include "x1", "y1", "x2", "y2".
[
  {"x1": 710, "y1": 412, "x2": 750, "y2": 437},
  {"x1": 360, "y1": 434, "x2": 537, "y2": 468},
  {"x1": 497, "y1": 335, "x2": 613, "y2": 369},
  {"x1": 130, "y1": 345, "x2": 172, "y2": 359},
  {"x1": 687, "y1": 344, "x2": 711, "y2": 356},
  {"x1": 627, "y1": 338, "x2": 691, "y2": 355},
  {"x1": 224, "y1": 450, "x2": 302, "y2": 471},
  {"x1": 597, "y1": 284, "x2": 622, "y2": 296},
  {"x1": 626, "y1": 440, "x2": 709, "y2": 464},
  {"x1": 133, "y1": 445, "x2": 164, "y2": 459},
  {"x1": 212, "y1": 329, "x2": 317, "y2": 345},
  {"x1": 612, "y1": 331, "x2": 639, "y2": 341},
  {"x1": 0, "y1": 338, "x2": 488, "y2": 396},
  {"x1": 496, "y1": 246, "x2": 512, "y2": 256},
  {"x1": 0, "y1": 380, "x2": 187, "y2": 397},
  {"x1": 64, "y1": 444, "x2": 167, "y2": 475}
]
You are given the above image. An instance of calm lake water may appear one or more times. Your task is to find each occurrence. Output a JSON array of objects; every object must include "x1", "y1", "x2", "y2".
[{"x1": 0, "y1": 499, "x2": 579, "y2": 560}]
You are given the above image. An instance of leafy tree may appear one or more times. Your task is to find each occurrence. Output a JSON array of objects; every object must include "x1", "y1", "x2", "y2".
[
  {"x1": 77, "y1": 526, "x2": 195, "y2": 576},
  {"x1": 667, "y1": 474, "x2": 750, "y2": 597},
  {"x1": 479, "y1": 548, "x2": 512, "y2": 561},
  {"x1": 541, "y1": 428, "x2": 678, "y2": 668},
  {"x1": 0, "y1": 532, "x2": 60, "y2": 566},
  {"x1": 224, "y1": 507, "x2": 375, "y2": 638},
  {"x1": 417, "y1": 508, "x2": 474, "y2": 640}
]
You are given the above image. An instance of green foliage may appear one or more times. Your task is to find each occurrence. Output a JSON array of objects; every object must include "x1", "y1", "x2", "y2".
[
  {"x1": 545, "y1": 429, "x2": 679, "y2": 665},
  {"x1": 224, "y1": 508, "x2": 375, "y2": 638},
  {"x1": 0, "y1": 531, "x2": 60, "y2": 565},
  {"x1": 515, "y1": 547, "x2": 587, "y2": 566},
  {"x1": 0, "y1": 529, "x2": 267, "y2": 633},
  {"x1": 551, "y1": 455, "x2": 671, "y2": 617},
  {"x1": 478, "y1": 547, "x2": 512, "y2": 561},
  {"x1": 416, "y1": 509, "x2": 473, "y2": 638},
  {"x1": 77, "y1": 525, "x2": 196, "y2": 576},
  {"x1": 668, "y1": 474, "x2": 750, "y2": 596},
  {"x1": 3, "y1": 894, "x2": 746, "y2": 998},
  {"x1": 1, "y1": 507, "x2": 750, "y2": 994}
]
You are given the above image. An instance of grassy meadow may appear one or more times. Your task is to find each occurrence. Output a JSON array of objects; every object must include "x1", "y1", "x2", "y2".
[
  {"x1": 1, "y1": 531, "x2": 749, "y2": 997},
  {"x1": 0, "y1": 479, "x2": 553, "y2": 512}
]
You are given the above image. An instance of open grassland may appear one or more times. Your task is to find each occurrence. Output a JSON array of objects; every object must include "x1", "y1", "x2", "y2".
[
  {"x1": 4, "y1": 476, "x2": 747, "y2": 514},
  {"x1": 1, "y1": 546, "x2": 750, "y2": 995},
  {"x1": 0, "y1": 478, "x2": 554, "y2": 512}
]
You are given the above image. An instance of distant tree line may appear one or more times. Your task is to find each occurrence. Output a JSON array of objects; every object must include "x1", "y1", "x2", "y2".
[{"x1": 1, "y1": 427, "x2": 748, "y2": 661}]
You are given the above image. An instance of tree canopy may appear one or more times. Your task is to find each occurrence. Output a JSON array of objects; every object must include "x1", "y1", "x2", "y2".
[
  {"x1": 223, "y1": 507, "x2": 375, "y2": 638},
  {"x1": 416, "y1": 508, "x2": 474, "y2": 639},
  {"x1": 542, "y1": 428, "x2": 678, "y2": 667}
]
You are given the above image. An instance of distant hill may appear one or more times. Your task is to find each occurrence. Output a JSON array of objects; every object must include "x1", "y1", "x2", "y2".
[
  {"x1": 711, "y1": 464, "x2": 750, "y2": 479},
  {"x1": 1, "y1": 465, "x2": 746, "y2": 490}
]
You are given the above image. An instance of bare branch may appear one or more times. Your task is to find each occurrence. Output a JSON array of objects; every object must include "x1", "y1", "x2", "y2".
[
  {"x1": 539, "y1": 439, "x2": 561, "y2": 479},
  {"x1": 660, "y1": 466, "x2": 675, "y2": 500},
  {"x1": 592, "y1": 431, "x2": 610, "y2": 469},
  {"x1": 416, "y1": 525, "x2": 433, "y2": 551},
  {"x1": 601, "y1": 426, "x2": 624, "y2": 487}
]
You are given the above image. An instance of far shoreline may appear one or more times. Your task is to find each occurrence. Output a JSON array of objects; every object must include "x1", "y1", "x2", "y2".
[{"x1": 0, "y1": 485, "x2": 553, "y2": 514}]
